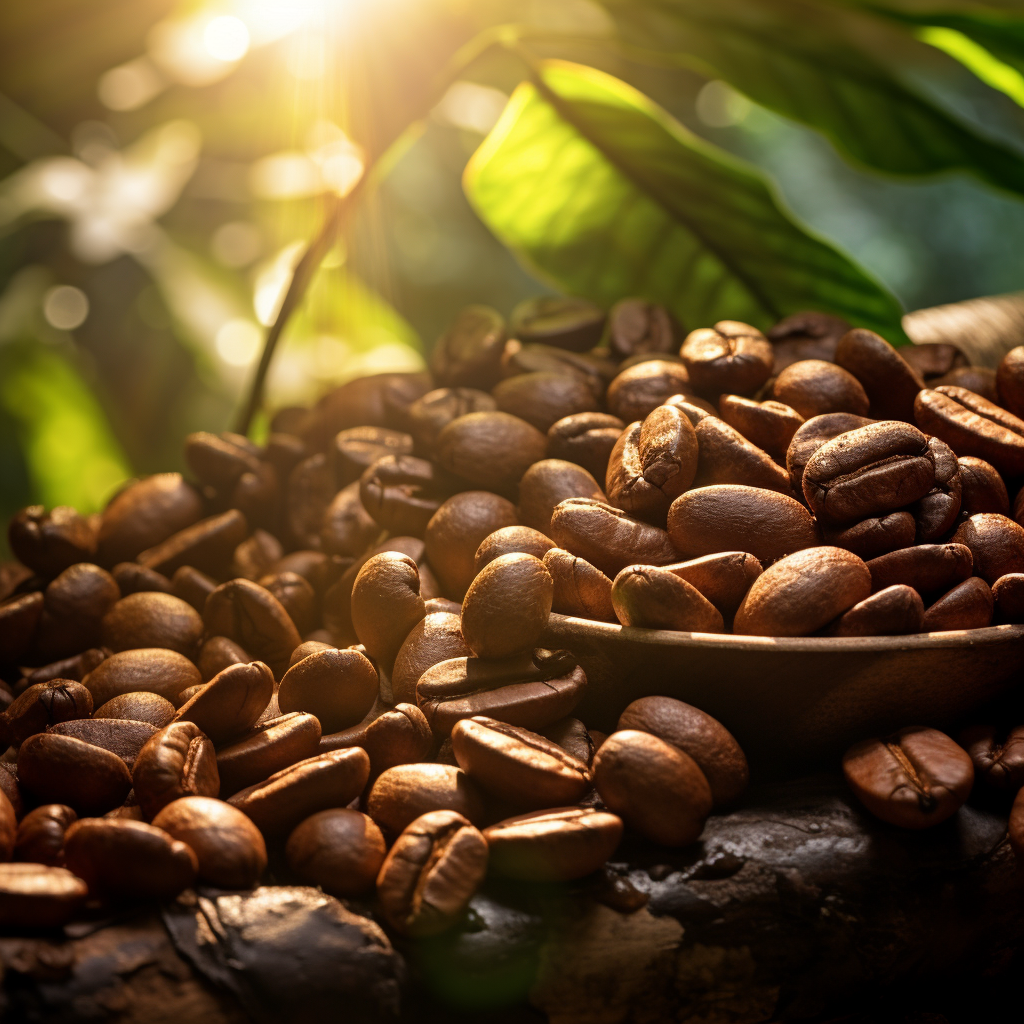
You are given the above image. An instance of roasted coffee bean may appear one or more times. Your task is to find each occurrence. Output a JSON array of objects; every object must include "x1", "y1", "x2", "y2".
[
  {"x1": 500, "y1": 341, "x2": 617, "y2": 396},
  {"x1": 509, "y1": 296, "x2": 605, "y2": 352},
  {"x1": 484, "y1": 806, "x2": 623, "y2": 882},
  {"x1": 717, "y1": 395, "x2": 803, "y2": 463},
  {"x1": 133, "y1": 721, "x2": 220, "y2": 820},
  {"x1": 767, "y1": 310, "x2": 849, "y2": 370},
  {"x1": 0, "y1": 592, "x2": 44, "y2": 663},
  {"x1": 996, "y1": 345, "x2": 1024, "y2": 418},
  {"x1": 289, "y1": 640, "x2": 335, "y2": 668},
  {"x1": 958, "y1": 457, "x2": 1009, "y2": 517},
  {"x1": 230, "y1": 462, "x2": 280, "y2": 533},
  {"x1": 951, "y1": 513, "x2": 1024, "y2": 584},
  {"x1": 14, "y1": 804, "x2": 76, "y2": 865},
  {"x1": 593, "y1": 730, "x2": 712, "y2": 846},
  {"x1": 425, "y1": 491, "x2": 519, "y2": 600},
  {"x1": 461, "y1": 554, "x2": 553, "y2": 659},
  {"x1": 50, "y1": 718, "x2": 157, "y2": 771},
  {"x1": 274, "y1": 550, "x2": 345, "y2": 596},
  {"x1": 230, "y1": 530, "x2": 283, "y2": 582},
  {"x1": 44, "y1": 563, "x2": 119, "y2": 623},
  {"x1": 826, "y1": 585, "x2": 924, "y2": 637},
  {"x1": 451, "y1": 716, "x2": 590, "y2": 809},
  {"x1": 543, "y1": 547, "x2": 615, "y2": 622},
  {"x1": 64, "y1": 818, "x2": 197, "y2": 899},
  {"x1": 102, "y1": 592, "x2": 203, "y2": 660},
  {"x1": 900, "y1": 343, "x2": 968, "y2": 382},
  {"x1": 278, "y1": 648, "x2": 378, "y2": 733},
  {"x1": 912, "y1": 437, "x2": 962, "y2": 542},
  {"x1": 9, "y1": 506, "x2": 97, "y2": 578},
  {"x1": 546, "y1": 412, "x2": 625, "y2": 483},
  {"x1": 321, "y1": 703, "x2": 433, "y2": 775},
  {"x1": 0, "y1": 680, "x2": 93, "y2": 748},
  {"x1": 611, "y1": 565, "x2": 724, "y2": 633},
  {"x1": 430, "y1": 305, "x2": 506, "y2": 389},
  {"x1": 23, "y1": 648, "x2": 107, "y2": 688},
  {"x1": 174, "y1": 661, "x2": 274, "y2": 743},
  {"x1": 350, "y1": 553, "x2": 425, "y2": 673},
  {"x1": 0, "y1": 863, "x2": 88, "y2": 928},
  {"x1": 680, "y1": 321, "x2": 773, "y2": 398},
  {"x1": 367, "y1": 765, "x2": 486, "y2": 838},
  {"x1": 94, "y1": 691, "x2": 176, "y2": 728},
  {"x1": 785, "y1": 412, "x2": 874, "y2": 493},
  {"x1": 834, "y1": 329, "x2": 923, "y2": 421},
  {"x1": 474, "y1": 526, "x2": 555, "y2": 575},
  {"x1": 285, "y1": 453, "x2": 335, "y2": 548},
  {"x1": 606, "y1": 299, "x2": 678, "y2": 359},
  {"x1": 204, "y1": 579, "x2": 301, "y2": 678},
  {"x1": 958, "y1": 723, "x2": 1024, "y2": 792},
  {"x1": 228, "y1": 747, "x2": 370, "y2": 837},
  {"x1": 993, "y1": 573, "x2": 1024, "y2": 622},
  {"x1": 842, "y1": 726, "x2": 974, "y2": 828},
  {"x1": 391, "y1": 612, "x2": 472, "y2": 705},
  {"x1": 170, "y1": 565, "x2": 217, "y2": 613},
  {"x1": 263, "y1": 430, "x2": 307, "y2": 479},
  {"x1": 137, "y1": 509, "x2": 248, "y2": 578},
  {"x1": 518, "y1": 459, "x2": 607, "y2": 535},
  {"x1": 866, "y1": 543, "x2": 973, "y2": 597},
  {"x1": 217, "y1": 712, "x2": 321, "y2": 796},
  {"x1": 153, "y1": 796, "x2": 267, "y2": 889},
  {"x1": 664, "y1": 552, "x2": 762, "y2": 622},
  {"x1": 376, "y1": 809, "x2": 488, "y2": 937},
  {"x1": 771, "y1": 360, "x2": 870, "y2": 419},
  {"x1": 435, "y1": 411, "x2": 547, "y2": 496},
  {"x1": 112, "y1": 562, "x2": 172, "y2": 597},
  {"x1": 407, "y1": 388, "x2": 497, "y2": 452},
  {"x1": 550, "y1": 498, "x2": 678, "y2": 578},
  {"x1": 915, "y1": 386, "x2": 1024, "y2": 475},
  {"x1": 197, "y1": 638, "x2": 248, "y2": 685},
  {"x1": 492, "y1": 371, "x2": 600, "y2": 434},
  {"x1": 184, "y1": 431, "x2": 261, "y2": 487},
  {"x1": 734, "y1": 546, "x2": 871, "y2": 637},
  {"x1": 359, "y1": 455, "x2": 445, "y2": 538},
  {"x1": 607, "y1": 360, "x2": 692, "y2": 423},
  {"x1": 0, "y1": 789, "x2": 14, "y2": 860},
  {"x1": 692, "y1": 416, "x2": 794, "y2": 495},
  {"x1": 0, "y1": 765, "x2": 22, "y2": 819},
  {"x1": 333, "y1": 426, "x2": 413, "y2": 487},
  {"x1": 256, "y1": 571, "x2": 317, "y2": 637},
  {"x1": 416, "y1": 649, "x2": 585, "y2": 739},
  {"x1": 19, "y1": 733, "x2": 133, "y2": 816},
  {"x1": 286, "y1": 808, "x2": 386, "y2": 897},
  {"x1": 802, "y1": 422, "x2": 935, "y2": 525},
  {"x1": 83, "y1": 648, "x2": 199, "y2": 710},
  {"x1": 667, "y1": 484, "x2": 820, "y2": 566},
  {"x1": 97, "y1": 474, "x2": 204, "y2": 566},
  {"x1": 617, "y1": 696, "x2": 748, "y2": 806},
  {"x1": 542, "y1": 717, "x2": 595, "y2": 766},
  {"x1": 921, "y1": 577, "x2": 993, "y2": 631},
  {"x1": 320, "y1": 481, "x2": 381, "y2": 558},
  {"x1": 933, "y1": 366, "x2": 998, "y2": 402}
]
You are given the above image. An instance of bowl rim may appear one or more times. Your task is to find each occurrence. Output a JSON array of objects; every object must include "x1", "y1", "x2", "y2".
[{"x1": 545, "y1": 613, "x2": 1024, "y2": 652}]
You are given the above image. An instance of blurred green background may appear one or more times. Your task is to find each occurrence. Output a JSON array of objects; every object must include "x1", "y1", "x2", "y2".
[{"x1": 2, "y1": 0, "x2": 1024, "y2": 552}]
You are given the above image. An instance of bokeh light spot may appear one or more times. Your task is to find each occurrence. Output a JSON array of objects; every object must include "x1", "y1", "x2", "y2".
[
  {"x1": 204, "y1": 16, "x2": 251, "y2": 62},
  {"x1": 212, "y1": 221, "x2": 263, "y2": 267},
  {"x1": 43, "y1": 286, "x2": 89, "y2": 330},
  {"x1": 436, "y1": 82, "x2": 509, "y2": 134},
  {"x1": 216, "y1": 318, "x2": 263, "y2": 366},
  {"x1": 695, "y1": 81, "x2": 751, "y2": 128},
  {"x1": 97, "y1": 58, "x2": 164, "y2": 111}
]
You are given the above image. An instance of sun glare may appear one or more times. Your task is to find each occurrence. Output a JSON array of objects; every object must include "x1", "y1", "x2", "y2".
[{"x1": 204, "y1": 15, "x2": 251, "y2": 62}]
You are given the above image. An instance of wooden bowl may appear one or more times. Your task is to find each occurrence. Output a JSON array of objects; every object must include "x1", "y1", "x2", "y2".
[{"x1": 541, "y1": 614, "x2": 1024, "y2": 773}]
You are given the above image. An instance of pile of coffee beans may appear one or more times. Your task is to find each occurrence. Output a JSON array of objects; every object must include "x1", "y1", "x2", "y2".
[{"x1": 2, "y1": 295, "x2": 1024, "y2": 935}]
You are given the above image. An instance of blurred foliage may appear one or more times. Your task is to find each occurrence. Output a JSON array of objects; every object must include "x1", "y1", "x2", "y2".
[{"x1": 2, "y1": 0, "x2": 1024, "y2": 557}]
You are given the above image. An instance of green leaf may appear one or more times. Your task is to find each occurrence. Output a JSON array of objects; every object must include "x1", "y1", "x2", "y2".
[
  {"x1": 597, "y1": 0, "x2": 1024, "y2": 196},
  {"x1": 464, "y1": 60, "x2": 907, "y2": 340},
  {"x1": 0, "y1": 340, "x2": 131, "y2": 513}
]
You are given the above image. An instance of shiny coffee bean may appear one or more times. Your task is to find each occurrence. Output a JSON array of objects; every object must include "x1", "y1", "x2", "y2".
[
  {"x1": 286, "y1": 454, "x2": 336, "y2": 548},
  {"x1": 173, "y1": 661, "x2": 274, "y2": 743},
  {"x1": 543, "y1": 547, "x2": 615, "y2": 622},
  {"x1": 617, "y1": 697, "x2": 748, "y2": 806},
  {"x1": 23, "y1": 647, "x2": 107, "y2": 688},
  {"x1": 826, "y1": 510, "x2": 916, "y2": 561},
  {"x1": 692, "y1": 416, "x2": 794, "y2": 495},
  {"x1": 996, "y1": 345, "x2": 1024, "y2": 418},
  {"x1": 257, "y1": 571, "x2": 317, "y2": 637},
  {"x1": 734, "y1": 546, "x2": 871, "y2": 637},
  {"x1": 667, "y1": 484, "x2": 819, "y2": 566},
  {"x1": 350, "y1": 553, "x2": 425, "y2": 674},
  {"x1": 680, "y1": 321, "x2": 773, "y2": 398},
  {"x1": 451, "y1": 716, "x2": 591, "y2": 808},
  {"x1": 8, "y1": 506, "x2": 97, "y2": 578},
  {"x1": 0, "y1": 679, "x2": 93, "y2": 748},
  {"x1": 407, "y1": 387, "x2": 497, "y2": 452},
  {"x1": 834, "y1": 329, "x2": 923, "y2": 421},
  {"x1": 607, "y1": 360, "x2": 692, "y2": 423},
  {"x1": 366, "y1": 763, "x2": 486, "y2": 838},
  {"x1": 951, "y1": 513, "x2": 1024, "y2": 584},
  {"x1": 133, "y1": 721, "x2": 220, "y2": 820},
  {"x1": 333, "y1": 426, "x2": 413, "y2": 487},
  {"x1": 474, "y1": 526, "x2": 555, "y2": 575},
  {"x1": 933, "y1": 366, "x2": 998, "y2": 402},
  {"x1": 153, "y1": 796, "x2": 267, "y2": 889},
  {"x1": 101, "y1": 592, "x2": 203, "y2": 660},
  {"x1": 216, "y1": 712, "x2": 322, "y2": 796},
  {"x1": 519, "y1": 459, "x2": 607, "y2": 535},
  {"x1": 137, "y1": 509, "x2": 248, "y2": 578},
  {"x1": 912, "y1": 437, "x2": 962, "y2": 542},
  {"x1": 611, "y1": 564, "x2": 724, "y2": 633},
  {"x1": 204, "y1": 579, "x2": 301, "y2": 678},
  {"x1": 376, "y1": 809, "x2": 488, "y2": 937},
  {"x1": 0, "y1": 863, "x2": 88, "y2": 928},
  {"x1": 416, "y1": 650, "x2": 586, "y2": 739},
  {"x1": 664, "y1": 552, "x2": 762, "y2": 622},
  {"x1": 14, "y1": 804, "x2": 76, "y2": 866},
  {"x1": 435, "y1": 411, "x2": 547, "y2": 496},
  {"x1": 542, "y1": 717, "x2": 595, "y2": 766},
  {"x1": 230, "y1": 529, "x2": 283, "y2": 582},
  {"x1": 767, "y1": 310, "x2": 849, "y2": 370},
  {"x1": 320, "y1": 482, "x2": 380, "y2": 558},
  {"x1": 461, "y1": 554, "x2": 553, "y2": 659},
  {"x1": 993, "y1": 573, "x2": 1024, "y2": 622},
  {"x1": 509, "y1": 296, "x2": 605, "y2": 352},
  {"x1": 842, "y1": 726, "x2": 974, "y2": 828},
  {"x1": 391, "y1": 612, "x2": 472, "y2": 705},
  {"x1": 492, "y1": 371, "x2": 600, "y2": 433},
  {"x1": 287, "y1": 808, "x2": 386, "y2": 897},
  {"x1": 593, "y1": 730, "x2": 712, "y2": 847},
  {"x1": 826, "y1": 585, "x2": 924, "y2": 637},
  {"x1": 606, "y1": 299, "x2": 678, "y2": 359},
  {"x1": 359, "y1": 454, "x2": 446, "y2": 538},
  {"x1": 484, "y1": 807, "x2": 623, "y2": 882},
  {"x1": 866, "y1": 542, "x2": 973, "y2": 597},
  {"x1": 921, "y1": 577, "x2": 994, "y2": 631},
  {"x1": 321, "y1": 703, "x2": 433, "y2": 775},
  {"x1": 717, "y1": 395, "x2": 803, "y2": 463},
  {"x1": 171, "y1": 564, "x2": 217, "y2": 613},
  {"x1": 19, "y1": 733, "x2": 133, "y2": 816},
  {"x1": 899, "y1": 343, "x2": 968, "y2": 382},
  {"x1": 49, "y1": 718, "x2": 157, "y2": 771},
  {"x1": 499, "y1": 341, "x2": 617, "y2": 396},
  {"x1": 0, "y1": 790, "x2": 15, "y2": 860},
  {"x1": 197, "y1": 635, "x2": 252, "y2": 682},
  {"x1": 430, "y1": 305, "x2": 506, "y2": 389},
  {"x1": 64, "y1": 818, "x2": 197, "y2": 899},
  {"x1": 184, "y1": 431, "x2": 261, "y2": 487},
  {"x1": 0, "y1": 592, "x2": 44, "y2": 664},
  {"x1": 785, "y1": 412, "x2": 874, "y2": 493},
  {"x1": 958, "y1": 457, "x2": 1009, "y2": 517},
  {"x1": 958, "y1": 723, "x2": 1024, "y2": 792},
  {"x1": 546, "y1": 412, "x2": 625, "y2": 483},
  {"x1": 425, "y1": 491, "x2": 519, "y2": 600},
  {"x1": 94, "y1": 691, "x2": 175, "y2": 728},
  {"x1": 771, "y1": 359, "x2": 869, "y2": 419},
  {"x1": 0, "y1": 765, "x2": 22, "y2": 819},
  {"x1": 665, "y1": 393, "x2": 719, "y2": 424},
  {"x1": 83, "y1": 648, "x2": 199, "y2": 710},
  {"x1": 112, "y1": 562, "x2": 172, "y2": 596},
  {"x1": 229, "y1": 748, "x2": 370, "y2": 837},
  {"x1": 278, "y1": 648, "x2": 378, "y2": 733}
]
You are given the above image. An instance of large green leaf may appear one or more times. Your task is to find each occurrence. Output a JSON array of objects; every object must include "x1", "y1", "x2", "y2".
[
  {"x1": 597, "y1": 0, "x2": 1024, "y2": 195},
  {"x1": 464, "y1": 60, "x2": 907, "y2": 339}
]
